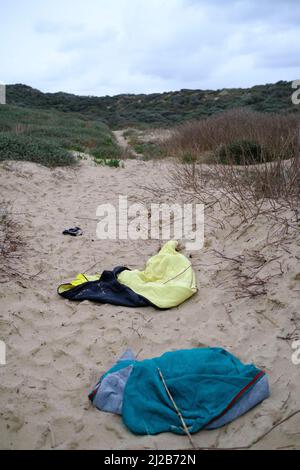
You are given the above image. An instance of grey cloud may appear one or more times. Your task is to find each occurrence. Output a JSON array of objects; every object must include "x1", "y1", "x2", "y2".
[{"x1": 1, "y1": 0, "x2": 300, "y2": 95}]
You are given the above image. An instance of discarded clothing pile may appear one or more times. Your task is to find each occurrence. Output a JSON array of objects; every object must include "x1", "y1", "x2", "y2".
[
  {"x1": 89, "y1": 348, "x2": 269, "y2": 436},
  {"x1": 58, "y1": 240, "x2": 197, "y2": 309}
]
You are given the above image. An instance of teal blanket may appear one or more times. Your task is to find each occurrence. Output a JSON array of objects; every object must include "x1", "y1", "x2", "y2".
[{"x1": 121, "y1": 348, "x2": 264, "y2": 435}]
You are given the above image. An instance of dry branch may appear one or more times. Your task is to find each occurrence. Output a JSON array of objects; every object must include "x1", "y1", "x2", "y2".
[{"x1": 157, "y1": 367, "x2": 196, "y2": 449}]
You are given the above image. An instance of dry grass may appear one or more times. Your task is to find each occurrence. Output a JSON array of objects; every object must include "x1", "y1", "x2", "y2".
[
  {"x1": 212, "y1": 249, "x2": 284, "y2": 300},
  {"x1": 167, "y1": 153, "x2": 300, "y2": 233},
  {"x1": 140, "y1": 142, "x2": 300, "y2": 300},
  {"x1": 130, "y1": 112, "x2": 300, "y2": 305},
  {"x1": 164, "y1": 110, "x2": 300, "y2": 235},
  {"x1": 163, "y1": 109, "x2": 300, "y2": 163}
]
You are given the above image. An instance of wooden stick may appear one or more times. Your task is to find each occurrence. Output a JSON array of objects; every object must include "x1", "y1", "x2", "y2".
[
  {"x1": 157, "y1": 368, "x2": 196, "y2": 449},
  {"x1": 48, "y1": 424, "x2": 56, "y2": 449}
]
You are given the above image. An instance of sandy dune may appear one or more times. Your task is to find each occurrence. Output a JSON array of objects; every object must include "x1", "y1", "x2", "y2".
[{"x1": 0, "y1": 157, "x2": 299, "y2": 450}]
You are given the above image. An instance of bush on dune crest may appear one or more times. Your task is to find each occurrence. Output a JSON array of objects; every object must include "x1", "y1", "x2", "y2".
[
  {"x1": 164, "y1": 109, "x2": 299, "y2": 164},
  {"x1": 157, "y1": 109, "x2": 300, "y2": 232}
]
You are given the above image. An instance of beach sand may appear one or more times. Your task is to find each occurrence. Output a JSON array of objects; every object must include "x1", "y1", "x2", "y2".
[{"x1": 0, "y1": 157, "x2": 299, "y2": 450}]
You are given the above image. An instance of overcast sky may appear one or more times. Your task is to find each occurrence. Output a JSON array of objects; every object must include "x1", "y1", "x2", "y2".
[{"x1": 1, "y1": 0, "x2": 299, "y2": 96}]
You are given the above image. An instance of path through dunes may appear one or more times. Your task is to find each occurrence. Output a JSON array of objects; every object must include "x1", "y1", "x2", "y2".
[{"x1": 113, "y1": 130, "x2": 143, "y2": 158}]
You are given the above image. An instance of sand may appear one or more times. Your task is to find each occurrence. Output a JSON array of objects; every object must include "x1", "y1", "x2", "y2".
[
  {"x1": 0, "y1": 156, "x2": 299, "y2": 450},
  {"x1": 113, "y1": 130, "x2": 143, "y2": 158}
]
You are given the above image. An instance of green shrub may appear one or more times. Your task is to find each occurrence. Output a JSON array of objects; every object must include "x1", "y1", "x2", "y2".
[
  {"x1": 105, "y1": 159, "x2": 120, "y2": 168},
  {"x1": 91, "y1": 144, "x2": 121, "y2": 160},
  {"x1": 94, "y1": 156, "x2": 120, "y2": 168},
  {"x1": 131, "y1": 141, "x2": 166, "y2": 159},
  {"x1": 0, "y1": 133, "x2": 75, "y2": 167},
  {"x1": 215, "y1": 140, "x2": 266, "y2": 165},
  {"x1": 181, "y1": 152, "x2": 197, "y2": 164},
  {"x1": 0, "y1": 105, "x2": 121, "y2": 165},
  {"x1": 6, "y1": 81, "x2": 300, "y2": 128}
]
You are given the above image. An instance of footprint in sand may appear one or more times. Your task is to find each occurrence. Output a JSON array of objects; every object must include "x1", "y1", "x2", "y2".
[
  {"x1": 1, "y1": 407, "x2": 25, "y2": 433},
  {"x1": 101, "y1": 327, "x2": 123, "y2": 345},
  {"x1": 45, "y1": 417, "x2": 80, "y2": 448}
]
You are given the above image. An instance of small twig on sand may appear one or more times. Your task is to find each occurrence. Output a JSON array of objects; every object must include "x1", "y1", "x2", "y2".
[
  {"x1": 129, "y1": 320, "x2": 143, "y2": 338},
  {"x1": 195, "y1": 409, "x2": 300, "y2": 450},
  {"x1": 157, "y1": 368, "x2": 196, "y2": 449},
  {"x1": 48, "y1": 424, "x2": 56, "y2": 449},
  {"x1": 249, "y1": 409, "x2": 300, "y2": 448},
  {"x1": 83, "y1": 259, "x2": 102, "y2": 274},
  {"x1": 136, "y1": 348, "x2": 143, "y2": 359},
  {"x1": 277, "y1": 326, "x2": 300, "y2": 341}
]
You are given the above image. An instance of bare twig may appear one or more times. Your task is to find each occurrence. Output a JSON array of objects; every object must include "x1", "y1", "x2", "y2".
[
  {"x1": 249, "y1": 409, "x2": 300, "y2": 448},
  {"x1": 157, "y1": 367, "x2": 196, "y2": 449},
  {"x1": 194, "y1": 409, "x2": 300, "y2": 450}
]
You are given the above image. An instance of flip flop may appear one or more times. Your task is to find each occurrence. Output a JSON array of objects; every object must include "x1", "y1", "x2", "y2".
[{"x1": 63, "y1": 227, "x2": 83, "y2": 237}]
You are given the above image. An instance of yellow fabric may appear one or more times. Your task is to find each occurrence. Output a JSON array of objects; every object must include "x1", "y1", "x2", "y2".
[
  {"x1": 58, "y1": 273, "x2": 99, "y2": 294},
  {"x1": 118, "y1": 240, "x2": 197, "y2": 309}
]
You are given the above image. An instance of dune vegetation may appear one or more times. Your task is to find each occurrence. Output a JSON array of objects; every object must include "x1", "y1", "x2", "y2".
[
  {"x1": 7, "y1": 81, "x2": 300, "y2": 128},
  {"x1": 0, "y1": 105, "x2": 121, "y2": 167}
]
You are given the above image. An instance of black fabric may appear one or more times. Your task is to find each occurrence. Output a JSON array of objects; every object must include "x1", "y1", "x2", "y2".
[
  {"x1": 58, "y1": 267, "x2": 154, "y2": 308},
  {"x1": 63, "y1": 227, "x2": 83, "y2": 236}
]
